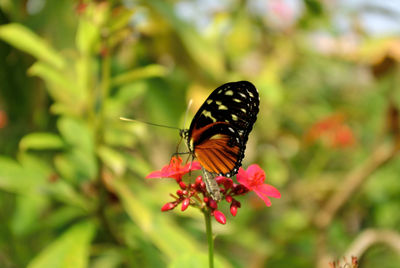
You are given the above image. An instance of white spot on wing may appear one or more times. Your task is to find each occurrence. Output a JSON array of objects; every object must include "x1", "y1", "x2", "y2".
[
  {"x1": 239, "y1": 92, "x2": 246, "y2": 98},
  {"x1": 219, "y1": 105, "x2": 228, "y2": 110},
  {"x1": 201, "y1": 110, "x2": 216, "y2": 122},
  {"x1": 232, "y1": 114, "x2": 238, "y2": 121},
  {"x1": 206, "y1": 99, "x2": 213, "y2": 104},
  {"x1": 241, "y1": 108, "x2": 246, "y2": 113},
  {"x1": 247, "y1": 89, "x2": 254, "y2": 98},
  {"x1": 225, "y1": 90, "x2": 234, "y2": 96},
  {"x1": 233, "y1": 98, "x2": 241, "y2": 103}
]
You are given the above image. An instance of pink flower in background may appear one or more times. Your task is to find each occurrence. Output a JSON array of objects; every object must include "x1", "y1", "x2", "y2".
[
  {"x1": 237, "y1": 164, "x2": 281, "y2": 207},
  {"x1": 305, "y1": 114, "x2": 356, "y2": 148}
]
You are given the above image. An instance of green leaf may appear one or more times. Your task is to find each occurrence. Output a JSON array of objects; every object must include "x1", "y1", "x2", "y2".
[
  {"x1": 169, "y1": 253, "x2": 208, "y2": 268},
  {"x1": 0, "y1": 23, "x2": 65, "y2": 68},
  {"x1": 114, "y1": 81, "x2": 147, "y2": 104},
  {"x1": 169, "y1": 253, "x2": 228, "y2": 268},
  {"x1": 97, "y1": 146, "x2": 126, "y2": 175},
  {"x1": 43, "y1": 180, "x2": 93, "y2": 210},
  {"x1": 147, "y1": 0, "x2": 224, "y2": 77},
  {"x1": 124, "y1": 154, "x2": 152, "y2": 178},
  {"x1": 18, "y1": 152, "x2": 53, "y2": 177},
  {"x1": 111, "y1": 64, "x2": 167, "y2": 87},
  {"x1": 57, "y1": 117, "x2": 94, "y2": 153},
  {"x1": 44, "y1": 207, "x2": 87, "y2": 231},
  {"x1": 76, "y1": 12, "x2": 100, "y2": 54},
  {"x1": 28, "y1": 62, "x2": 84, "y2": 106},
  {"x1": 0, "y1": 156, "x2": 36, "y2": 193},
  {"x1": 11, "y1": 194, "x2": 48, "y2": 236},
  {"x1": 112, "y1": 179, "x2": 200, "y2": 260},
  {"x1": 91, "y1": 249, "x2": 124, "y2": 268},
  {"x1": 27, "y1": 221, "x2": 96, "y2": 268},
  {"x1": 108, "y1": 7, "x2": 135, "y2": 33},
  {"x1": 19, "y1": 132, "x2": 64, "y2": 151},
  {"x1": 54, "y1": 149, "x2": 97, "y2": 183}
]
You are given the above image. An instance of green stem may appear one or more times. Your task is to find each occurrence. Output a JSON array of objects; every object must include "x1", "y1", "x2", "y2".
[
  {"x1": 93, "y1": 35, "x2": 122, "y2": 245},
  {"x1": 203, "y1": 209, "x2": 214, "y2": 268}
]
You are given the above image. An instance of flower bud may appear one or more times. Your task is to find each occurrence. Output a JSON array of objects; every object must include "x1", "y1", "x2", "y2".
[
  {"x1": 161, "y1": 202, "x2": 176, "y2": 211},
  {"x1": 213, "y1": 210, "x2": 226, "y2": 224},
  {"x1": 230, "y1": 204, "x2": 238, "y2": 216},
  {"x1": 179, "y1": 181, "x2": 187, "y2": 189},
  {"x1": 225, "y1": 195, "x2": 233, "y2": 203},
  {"x1": 181, "y1": 198, "x2": 190, "y2": 211},
  {"x1": 233, "y1": 184, "x2": 249, "y2": 195},
  {"x1": 176, "y1": 189, "x2": 183, "y2": 196},
  {"x1": 203, "y1": 197, "x2": 209, "y2": 203},
  {"x1": 232, "y1": 199, "x2": 241, "y2": 208},
  {"x1": 208, "y1": 199, "x2": 218, "y2": 209},
  {"x1": 215, "y1": 176, "x2": 225, "y2": 184},
  {"x1": 195, "y1": 176, "x2": 203, "y2": 185},
  {"x1": 223, "y1": 178, "x2": 233, "y2": 189}
]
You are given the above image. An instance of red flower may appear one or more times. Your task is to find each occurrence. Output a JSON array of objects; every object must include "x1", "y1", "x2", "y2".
[
  {"x1": 146, "y1": 156, "x2": 201, "y2": 180},
  {"x1": 305, "y1": 114, "x2": 356, "y2": 148},
  {"x1": 148, "y1": 157, "x2": 281, "y2": 224},
  {"x1": 237, "y1": 164, "x2": 281, "y2": 207},
  {"x1": 332, "y1": 125, "x2": 355, "y2": 148}
]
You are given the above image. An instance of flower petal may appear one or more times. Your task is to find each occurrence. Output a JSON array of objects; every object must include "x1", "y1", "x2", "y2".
[
  {"x1": 254, "y1": 190, "x2": 272, "y2": 207},
  {"x1": 247, "y1": 164, "x2": 265, "y2": 183},
  {"x1": 179, "y1": 161, "x2": 202, "y2": 175},
  {"x1": 189, "y1": 161, "x2": 202, "y2": 170},
  {"x1": 236, "y1": 167, "x2": 250, "y2": 187},
  {"x1": 146, "y1": 170, "x2": 164, "y2": 179},
  {"x1": 256, "y1": 184, "x2": 281, "y2": 199}
]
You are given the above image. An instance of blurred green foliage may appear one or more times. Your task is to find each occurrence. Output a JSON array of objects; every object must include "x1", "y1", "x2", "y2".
[{"x1": 1, "y1": 0, "x2": 400, "y2": 267}]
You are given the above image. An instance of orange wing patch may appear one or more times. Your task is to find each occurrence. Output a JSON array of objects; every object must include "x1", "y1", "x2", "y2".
[{"x1": 194, "y1": 135, "x2": 240, "y2": 175}]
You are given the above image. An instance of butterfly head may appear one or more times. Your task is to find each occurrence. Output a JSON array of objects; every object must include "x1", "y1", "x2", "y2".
[{"x1": 179, "y1": 129, "x2": 189, "y2": 139}]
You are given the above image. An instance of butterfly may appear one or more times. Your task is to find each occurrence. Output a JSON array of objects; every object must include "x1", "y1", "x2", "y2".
[{"x1": 181, "y1": 81, "x2": 259, "y2": 178}]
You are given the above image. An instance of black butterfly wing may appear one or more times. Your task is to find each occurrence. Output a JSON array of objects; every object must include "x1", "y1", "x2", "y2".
[{"x1": 188, "y1": 81, "x2": 259, "y2": 177}]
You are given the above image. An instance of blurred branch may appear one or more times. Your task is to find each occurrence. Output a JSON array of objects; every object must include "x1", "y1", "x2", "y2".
[
  {"x1": 315, "y1": 142, "x2": 399, "y2": 268},
  {"x1": 314, "y1": 142, "x2": 398, "y2": 229},
  {"x1": 344, "y1": 229, "x2": 400, "y2": 259}
]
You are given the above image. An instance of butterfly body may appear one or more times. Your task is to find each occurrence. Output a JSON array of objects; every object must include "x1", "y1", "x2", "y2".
[{"x1": 183, "y1": 81, "x2": 259, "y2": 178}]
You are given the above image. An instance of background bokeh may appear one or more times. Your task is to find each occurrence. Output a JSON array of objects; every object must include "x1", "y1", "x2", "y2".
[{"x1": 1, "y1": 0, "x2": 400, "y2": 267}]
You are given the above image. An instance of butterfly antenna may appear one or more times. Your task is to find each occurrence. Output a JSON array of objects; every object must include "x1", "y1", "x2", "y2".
[
  {"x1": 175, "y1": 99, "x2": 193, "y2": 154},
  {"x1": 119, "y1": 117, "x2": 181, "y2": 130}
]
